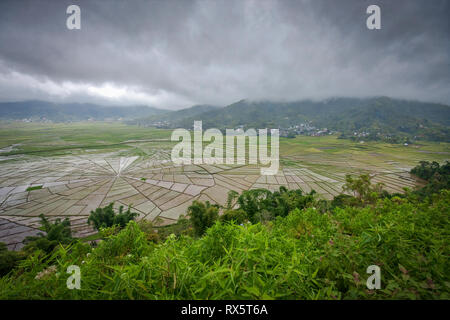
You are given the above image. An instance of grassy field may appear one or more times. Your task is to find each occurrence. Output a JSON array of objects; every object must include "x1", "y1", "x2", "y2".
[
  {"x1": 280, "y1": 135, "x2": 450, "y2": 164},
  {"x1": 0, "y1": 121, "x2": 173, "y2": 158},
  {"x1": 0, "y1": 121, "x2": 448, "y2": 162}
]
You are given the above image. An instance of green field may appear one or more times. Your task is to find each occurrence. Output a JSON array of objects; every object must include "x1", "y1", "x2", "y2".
[
  {"x1": 1, "y1": 121, "x2": 448, "y2": 162},
  {"x1": 0, "y1": 122, "x2": 173, "y2": 158}
]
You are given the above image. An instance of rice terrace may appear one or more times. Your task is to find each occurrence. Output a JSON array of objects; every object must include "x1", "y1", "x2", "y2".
[{"x1": 0, "y1": 122, "x2": 447, "y2": 250}]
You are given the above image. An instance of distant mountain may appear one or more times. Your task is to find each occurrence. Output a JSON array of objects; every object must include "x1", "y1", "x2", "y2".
[
  {"x1": 0, "y1": 100, "x2": 165, "y2": 121},
  {"x1": 136, "y1": 97, "x2": 450, "y2": 142},
  {"x1": 129, "y1": 104, "x2": 219, "y2": 127},
  {"x1": 3, "y1": 98, "x2": 449, "y2": 142}
]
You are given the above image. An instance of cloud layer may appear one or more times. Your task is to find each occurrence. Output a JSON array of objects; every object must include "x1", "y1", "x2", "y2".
[{"x1": 0, "y1": 0, "x2": 449, "y2": 109}]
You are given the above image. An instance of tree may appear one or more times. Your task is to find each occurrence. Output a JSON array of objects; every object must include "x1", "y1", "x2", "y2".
[
  {"x1": 0, "y1": 242, "x2": 24, "y2": 276},
  {"x1": 88, "y1": 203, "x2": 138, "y2": 231},
  {"x1": 23, "y1": 214, "x2": 73, "y2": 254},
  {"x1": 235, "y1": 187, "x2": 315, "y2": 222},
  {"x1": 220, "y1": 209, "x2": 248, "y2": 225},
  {"x1": 188, "y1": 200, "x2": 219, "y2": 237},
  {"x1": 411, "y1": 161, "x2": 450, "y2": 196},
  {"x1": 411, "y1": 161, "x2": 441, "y2": 180},
  {"x1": 236, "y1": 189, "x2": 272, "y2": 222},
  {"x1": 226, "y1": 190, "x2": 239, "y2": 210},
  {"x1": 342, "y1": 174, "x2": 384, "y2": 205}
]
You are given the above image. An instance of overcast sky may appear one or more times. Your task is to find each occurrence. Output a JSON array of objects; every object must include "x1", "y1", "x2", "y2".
[{"x1": 0, "y1": 0, "x2": 448, "y2": 109}]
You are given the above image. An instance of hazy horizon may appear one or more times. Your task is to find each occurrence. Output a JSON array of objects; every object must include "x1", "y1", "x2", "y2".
[{"x1": 1, "y1": 95, "x2": 450, "y2": 113}]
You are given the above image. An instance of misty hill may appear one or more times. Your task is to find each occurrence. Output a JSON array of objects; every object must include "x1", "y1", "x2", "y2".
[
  {"x1": 129, "y1": 104, "x2": 219, "y2": 127},
  {"x1": 138, "y1": 97, "x2": 450, "y2": 142},
  {"x1": 0, "y1": 100, "x2": 165, "y2": 121}
]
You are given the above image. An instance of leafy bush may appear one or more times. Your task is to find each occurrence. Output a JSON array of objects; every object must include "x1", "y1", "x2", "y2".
[
  {"x1": 1, "y1": 190, "x2": 448, "y2": 299},
  {"x1": 0, "y1": 243, "x2": 24, "y2": 276},
  {"x1": 187, "y1": 201, "x2": 219, "y2": 237},
  {"x1": 411, "y1": 161, "x2": 442, "y2": 180},
  {"x1": 411, "y1": 161, "x2": 450, "y2": 196},
  {"x1": 137, "y1": 220, "x2": 160, "y2": 243},
  {"x1": 91, "y1": 221, "x2": 150, "y2": 265},
  {"x1": 26, "y1": 185, "x2": 42, "y2": 192},
  {"x1": 236, "y1": 187, "x2": 315, "y2": 222},
  {"x1": 154, "y1": 215, "x2": 193, "y2": 240},
  {"x1": 331, "y1": 194, "x2": 357, "y2": 208},
  {"x1": 342, "y1": 174, "x2": 385, "y2": 205},
  {"x1": 220, "y1": 208, "x2": 248, "y2": 224},
  {"x1": 98, "y1": 225, "x2": 121, "y2": 238},
  {"x1": 88, "y1": 203, "x2": 138, "y2": 231},
  {"x1": 23, "y1": 214, "x2": 73, "y2": 255}
]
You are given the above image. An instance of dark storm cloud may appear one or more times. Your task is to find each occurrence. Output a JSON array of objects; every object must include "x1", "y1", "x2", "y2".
[{"x1": 0, "y1": 0, "x2": 448, "y2": 109}]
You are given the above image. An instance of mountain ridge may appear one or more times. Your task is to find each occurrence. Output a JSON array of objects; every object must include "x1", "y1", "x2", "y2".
[
  {"x1": 0, "y1": 100, "x2": 166, "y2": 121},
  {"x1": 1, "y1": 97, "x2": 449, "y2": 142},
  {"x1": 134, "y1": 96, "x2": 450, "y2": 142}
]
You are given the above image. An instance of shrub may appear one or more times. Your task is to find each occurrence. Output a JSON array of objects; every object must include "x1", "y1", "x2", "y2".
[
  {"x1": 220, "y1": 208, "x2": 248, "y2": 224},
  {"x1": 137, "y1": 220, "x2": 160, "y2": 243},
  {"x1": 26, "y1": 185, "x2": 43, "y2": 192},
  {"x1": 23, "y1": 214, "x2": 73, "y2": 255},
  {"x1": 99, "y1": 225, "x2": 121, "y2": 238},
  {"x1": 236, "y1": 189, "x2": 272, "y2": 222},
  {"x1": 411, "y1": 161, "x2": 450, "y2": 196},
  {"x1": 0, "y1": 243, "x2": 24, "y2": 276},
  {"x1": 331, "y1": 194, "x2": 358, "y2": 208},
  {"x1": 342, "y1": 174, "x2": 385, "y2": 205},
  {"x1": 88, "y1": 203, "x2": 138, "y2": 231},
  {"x1": 187, "y1": 200, "x2": 219, "y2": 237},
  {"x1": 411, "y1": 161, "x2": 441, "y2": 180},
  {"x1": 235, "y1": 187, "x2": 315, "y2": 222},
  {"x1": 91, "y1": 221, "x2": 150, "y2": 264},
  {"x1": 154, "y1": 215, "x2": 193, "y2": 240}
]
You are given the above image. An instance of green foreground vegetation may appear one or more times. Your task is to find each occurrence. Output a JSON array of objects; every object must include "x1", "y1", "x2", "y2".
[{"x1": 0, "y1": 162, "x2": 448, "y2": 299}]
